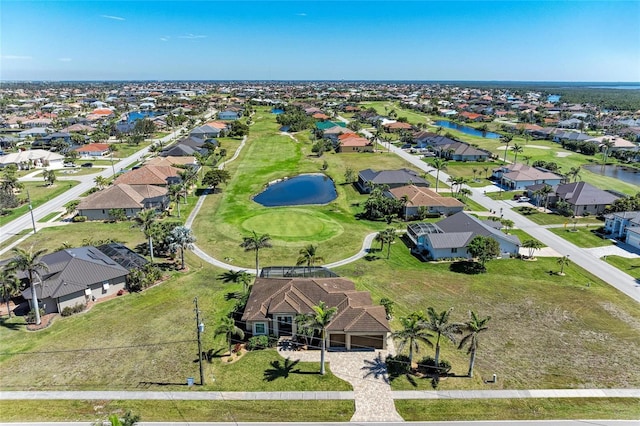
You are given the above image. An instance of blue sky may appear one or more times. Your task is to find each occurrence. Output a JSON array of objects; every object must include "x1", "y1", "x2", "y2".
[{"x1": 1, "y1": 1, "x2": 639, "y2": 82}]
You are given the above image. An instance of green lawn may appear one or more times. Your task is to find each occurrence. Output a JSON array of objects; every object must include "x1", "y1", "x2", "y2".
[
  {"x1": 603, "y1": 255, "x2": 640, "y2": 280},
  {"x1": 507, "y1": 229, "x2": 545, "y2": 246},
  {"x1": 513, "y1": 207, "x2": 604, "y2": 226},
  {"x1": 0, "y1": 180, "x2": 80, "y2": 227},
  {"x1": 396, "y1": 398, "x2": 640, "y2": 421},
  {"x1": 37, "y1": 211, "x2": 62, "y2": 223},
  {"x1": 548, "y1": 227, "x2": 614, "y2": 248}
]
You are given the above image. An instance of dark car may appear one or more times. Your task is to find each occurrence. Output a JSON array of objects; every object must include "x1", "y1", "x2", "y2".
[{"x1": 80, "y1": 162, "x2": 93, "y2": 168}]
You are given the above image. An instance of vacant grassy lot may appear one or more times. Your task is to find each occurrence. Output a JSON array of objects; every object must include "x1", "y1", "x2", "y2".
[
  {"x1": 335, "y1": 242, "x2": 640, "y2": 390},
  {"x1": 396, "y1": 398, "x2": 640, "y2": 421},
  {"x1": 514, "y1": 207, "x2": 604, "y2": 226},
  {"x1": 603, "y1": 255, "x2": 640, "y2": 280},
  {"x1": 0, "y1": 180, "x2": 80, "y2": 226},
  {"x1": 549, "y1": 227, "x2": 614, "y2": 248},
  {"x1": 0, "y1": 400, "x2": 355, "y2": 423}
]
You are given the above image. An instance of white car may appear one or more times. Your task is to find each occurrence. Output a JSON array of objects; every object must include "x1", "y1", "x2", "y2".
[{"x1": 518, "y1": 196, "x2": 531, "y2": 203}]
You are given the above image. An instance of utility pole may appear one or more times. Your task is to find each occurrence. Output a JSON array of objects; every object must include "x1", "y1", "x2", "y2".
[
  {"x1": 194, "y1": 297, "x2": 205, "y2": 386},
  {"x1": 27, "y1": 189, "x2": 37, "y2": 234}
]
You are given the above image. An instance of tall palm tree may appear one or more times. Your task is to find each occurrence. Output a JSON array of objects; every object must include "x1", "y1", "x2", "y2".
[
  {"x1": 425, "y1": 307, "x2": 460, "y2": 367},
  {"x1": 7, "y1": 247, "x2": 48, "y2": 325},
  {"x1": 303, "y1": 301, "x2": 338, "y2": 375},
  {"x1": 132, "y1": 209, "x2": 158, "y2": 262},
  {"x1": 168, "y1": 184, "x2": 183, "y2": 218},
  {"x1": 214, "y1": 316, "x2": 245, "y2": 354},
  {"x1": 538, "y1": 184, "x2": 553, "y2": 210},
  {"x1": 431, "y1": 158, "x2": 447, "y2": 192},
  {"x1": 567, "y1": 166, "x2": 582, "y2": 182},
  {"x1": 240, "y1": 231, "x2": 272, "y2": 275},
  {"x1": 0, "y1": 268, "x2": 21, "y2": 318},
  {"x1": 94, "y1": 176, "x2": 108, "y2": 190},
  {"x1": 380, "y1": 228, "x2": 396, "y2": 259},
  {"x1": 482, "y1": 166, "x2": 489, "y2": 179},
  {"x1": 458, "y1": 311, "x2": 491, "y2": 378},
  {"x1": 391, "y1": 312, "x2": 434, "y2": 367},
  {"x1": 296, "y1": 244, "x2": 324, "y2": 274},
  {"x1": 168, "y1": 226, "x2": 196, "y2": 270},
  {"x1": 511, "y1": 143, "x2": 523, "y2": 164},
  {"x1": 601, "y1": 138, "x2": 614, "y2": 165},
  {"x1": 500, "y1": 135, "x2": 513, "y2": 163},
  {"x1": 219, "y1": 270, "x2": 253, "y2": 294}
]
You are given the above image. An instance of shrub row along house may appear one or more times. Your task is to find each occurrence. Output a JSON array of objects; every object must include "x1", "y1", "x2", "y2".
[{"x1": 242, "y1": 277, "x2": 391, "y2": 350}]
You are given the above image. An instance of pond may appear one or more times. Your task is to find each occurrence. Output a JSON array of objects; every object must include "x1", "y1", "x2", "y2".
[
  {"x1": 271, "y1": 108, "x2": 284, "y2": 114},
  {"x1": 253, "y1": 174, "x2": 337, "y2": 207},
  {"x1": 434, "y1": 120, "x2": 502, "y2": 139},
  {"x1": 583, "y1": 164, "x2": 640, "y2": 186},
  {"x1": 127, "y1": 111, "x2": 160, "y2": 123}
]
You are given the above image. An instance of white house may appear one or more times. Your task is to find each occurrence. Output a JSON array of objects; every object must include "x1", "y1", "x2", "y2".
[{"x1": 0, "y1": 149, "x2": 65, "y2": 170}]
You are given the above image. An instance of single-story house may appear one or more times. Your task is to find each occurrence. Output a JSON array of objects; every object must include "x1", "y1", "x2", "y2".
[
  {"x1": 18, "y1": 128, "x2": 52, "y2": 139},
  {"x1": 145, "y1": 155, "x2": 198, "y2": 168},
  {"x1": 323, "y1": 125, "x2": 355, "y2": 142},
  {"x1": 383, "y1": 121, "x2": 413, "y2": 132},
  {"x1": 625, "y1": 227, "x2": 640, "y2": 251},
  {"x1": 604, "y1": 211, "x2": 640, "y2": 240},
  {"x1": 431, "y1": 141, "x2": 491, "y2": 161},
  {"x1": 114, "y1": 165, "x2": 181, "y2": 187},
  {"x1": 77, "y1": 184, "x2": 169, "y2": 220},
  {"x1": 586, "y1": 135, "x2": 638, "y2": 152},
  {"x1": 75, "y1": 143, "x2": 111, "y2": 157},
  {"x1": 357, "y1": 168, "x2": 429, "y2": 193},
  {"x1": 16, "y1": 246, "x2": 131, "y2": 314},
  {"x1": 407, "y1": 211, "x2": 520, "y2": 260},
  {"x1": 385, "y1": 185, "x2": 465, "y2": 219},
  {"x1": 0, "y1": 149, "x2": 65, "y2": 170},
  {"x1": 218, "y1": 110, "x2": 240, "y2": 120},
  {"x1": 553, "y1": 182, "x2": 619, "y2": 216},
  {"x1": 493, "y1": 163, "x2": 564, "y2": 190},
  {"x1": 338, "y1": 136, "x2": 373, "y2": 153},
  {"x1": 241, "y1": 277, "x2": 391, "y2": 350},
  {"x1": 190, "y1": 124, "x2": 222, "y2": 139}
]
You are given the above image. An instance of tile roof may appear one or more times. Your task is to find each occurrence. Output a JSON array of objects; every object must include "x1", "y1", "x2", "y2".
[
  {"x1": 114, "y1": 165, "x2": 180, "y2": 186},
  {"x1": 388, "y1": 185, "x2": 465, "y2": 208},
  {"x1": 77, "y1": 184, "x2": 167, "y2": 210}
]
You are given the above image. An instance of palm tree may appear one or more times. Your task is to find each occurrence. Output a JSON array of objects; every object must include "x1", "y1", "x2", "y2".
[
  {"x1": 557, "y1": 255, "x2": 571, "y2": 275},
  {"x1": 240, "y1": 231, "x2": 272, "y2": 275},
  {"x1": 425, "y1": 307, "x2": 460, "y2": 367},
  {"x1": 431, "y1": 158, "x2": 447, "y2": 192},
  {"x1": 7, "y1": 247, "x2": 48, "y2": 325},
  {"x1": 168, "y1": 184, "x2": 183, "y2": 218},
  {"x1": 500, "y1": 135, "x2": 513, "y2": 163},
  {"x1": 0, "y1": 268, "x2": 21, "y2": 318},
  {"x1": 471, "y1": 168, "x2": 478, "y2": 182},
  {"x1": 567, "y1": 166, "x2": 582, "y2": 182},
  {"x1": 511, "y1": 143, "x2": 523, "y2": 164},
  {"x1": 296, "y1": 244, "x2": 324, "y2": 274},
  {"x1": 303, "y1": 301, "x2": 338, "y2": 375},
  {"x1": 214, "y1": 316, "x2": 245, "y2": 354},
  {"x1": 219, "y1": 269, "x2": 253, "y2": 294},
  {"x1": 522, "y1": 239, "x2": 544, "y2": 259},
  {"x1": 168, "y1": 226, "x2": 196, "y2": 270},
  {"x1": 392, "y1": 313, "x2": 434, "y2": 368},
  {"x1": 538, "y1": 184, "x2": 553, "y2": 210},
  {"x1": 482, "y1": 166, "x2": 489, "y2": 179},
  {"x1": 458, "y1": 311, "x2": 491, "y2": 378},
  {"x1": 377, "y1": 228, "x2": 396, "y2": 259},
  {"x1": 132, "y1": 209, "x2": 158, "y2": 262},
  {"x1": 601, "y1": 138, "x2": 614, "y2": 165},
  {"x1": 94, "y1": 176, "x2": 108, "y2": 190}
]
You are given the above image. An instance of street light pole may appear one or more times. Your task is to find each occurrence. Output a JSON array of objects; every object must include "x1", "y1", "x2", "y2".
[
  {"x1": 26, "y1": 189, "x2": 37, "y2": 234},
  {"x1": 194, "y1": 297, "x2": 205, "y2": 386}
]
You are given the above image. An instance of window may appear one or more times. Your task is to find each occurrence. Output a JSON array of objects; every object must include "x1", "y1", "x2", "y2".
[
  {"x1": 254, "y1": 323, "x2": 266, "y2": 335},
  {"x1": 451, "y1": 248, "x2": 458, "y2": 254}
]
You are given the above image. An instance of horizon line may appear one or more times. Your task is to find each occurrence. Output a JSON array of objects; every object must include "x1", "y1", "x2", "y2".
[{"x1": 1, "y1": 79, "x2": 639, "y2": 84}]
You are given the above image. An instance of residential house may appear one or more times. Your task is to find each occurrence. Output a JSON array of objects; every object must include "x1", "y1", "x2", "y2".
[
  {"x1": 586, "y1": 135, "x2": 638, "y2": 152},
  {"x1": 383, "y1": 121, "x2": 413, "y2": 132},
  {"x1": 338, "y1": 136, "x2": 373, "y2": 153},
  {"x1": 493, "y1": 163, "x2": 564, "y2": 190},
  {"x1": 190, "y1": 124, "x2": 223, "y2": 139},
  {"x1": 241, "y1": 277, "x2": 391, "y2": 350},
  {"x1": 114, "y1": 165, "x2": 181, "y2": 187},
  {"x1": 357, "y1": 168, "x2": 429, "y2": 193},
  {"x1": 15, "y1": 246, "x2": 131, "y2": 314},
  {"x1": 146, "y1": 155, "x2": 198, "y2": 168},
  {"x1": 406, "y1": 211, "x2": 520, "y2": 260},
  {"x1": 77, "y1": 184, "x2": 169, "y2": 220},
  {"x1": 553, "y1": 181, "x2": 619, "y2": 216},
  {"x1": 604, "y1": 211, "x2": 640, "y2": 240},
  {"x1": 218, "y1": 110, "x2": 240, "y2": 120},
  {"x1": 75, "y1": 143, "x2": 111, "y2": 157},
  {"x1": 431, "y1": 140, "x2": 490, "y2": 161},
  {"x1": 385, "y1": 185, "x2": 465, "y2": 219},
  {"x1": 323, "y1": 125, "x2": 355, "y2": 142},
  {"x1": 0, "y1": 149, "x2": 65, "y2": 170}
]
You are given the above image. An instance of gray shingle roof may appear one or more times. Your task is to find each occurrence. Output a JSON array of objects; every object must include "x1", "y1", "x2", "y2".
[{"x1": 436, "y1": 211, "x2": 520, "y2": 245}]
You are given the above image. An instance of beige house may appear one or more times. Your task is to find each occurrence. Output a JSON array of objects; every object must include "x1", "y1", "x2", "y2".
[
  {"x1": 77, "y1": 184, "x2": 169, "y2": 220},
  {"x1": 386, "y1": 185, "x2": 465, "y2": 219}
]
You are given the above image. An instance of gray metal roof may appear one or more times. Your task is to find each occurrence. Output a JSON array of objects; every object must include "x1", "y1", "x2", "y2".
[{"x1": 436, "y1": 212, "x2": 520, "y2": 246}]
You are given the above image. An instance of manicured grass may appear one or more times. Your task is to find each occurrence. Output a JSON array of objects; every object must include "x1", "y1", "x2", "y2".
[
  {"x1": 514, "y1": 207, "x2": 603, "y2": 226},
  {"x1": 462, "y1": 197, "x2": 489, "y2": 212},
  {"x1": 395, "y1": 398, "x2": 640, "y2": 421},
  {"x1": 507, "y1": 229, "x2": 545, "y2": 246},
  {"x1": 0, "y1": 400, "x2": 355, "y2": 422},
  {"x1": 603, "y1": 255, "x2": 640, "y2": 280},
  {"x1": 0, "y1": 180, "x2": 80, "y2": 227},
  {"x1": 486, "y1": 190, "x2": 521, "y2": 201},
  {"x1": 37, "y1": 211, "x2": 62, "y2": 223},
  {"x1": 54, "y1": 167, "x2": 101, "y2": 177},
  {"x1": 335, "y1": 242, "x2": 640, "y2": 390},
  {"x1": 549, "y1": 226, "x2": 614, "y2": 248}
]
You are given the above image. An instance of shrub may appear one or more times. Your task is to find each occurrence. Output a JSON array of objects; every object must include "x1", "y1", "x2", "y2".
[
  {"x1": 246, "y1": 335, "x2": 270, "y2": 351},
  {"x1": 72, "y1": 215, "x2": 87, "y2": 222},
  {"x1": 416, "y1": 356, "x2": 452, "y2": 376},
  {"x1": 25, "y1": 308, "x2": 45, "y2": 324},
  {"x1": 61, "y1": 303, "x2": 85, "y2": 317},
  {"x1": 385, "y1": 354, "x2": 411, "y2": 378}
]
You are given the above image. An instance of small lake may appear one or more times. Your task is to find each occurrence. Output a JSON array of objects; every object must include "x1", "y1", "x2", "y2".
[
  {"x1": 547, "y1": 94, "x2": 561, "y2": 102},
  {"x1": 254, "y1": 174, "x2": 337, "y2": 207},
  {"x1": 127, "y1": 111, "x2": 160, "y2": 123},
  {"x1": 271, "y1": 108, "x2": 284, "y2": 114},
  {"x1": 583, "y1": 164, "x2": 640, "y2": 186},
  {"x1": 434, "y1": 120, "x2": 502, "y2": 139}
]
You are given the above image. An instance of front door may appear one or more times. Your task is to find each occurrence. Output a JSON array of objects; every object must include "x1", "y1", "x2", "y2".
[{"x1": 276, "y1": 315, "x2": 293, "y2": 336}]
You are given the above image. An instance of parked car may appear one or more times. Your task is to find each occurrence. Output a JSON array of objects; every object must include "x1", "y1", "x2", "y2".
[
  {"x1": 63, "y1": 162, "x2": 75, "y2": 167},
  {"x1": 80, "y1": 162, "x2": 93, "y2": 168},
  {"x1": 517, "y1": 196, "x2": 531, "y2": 203}
]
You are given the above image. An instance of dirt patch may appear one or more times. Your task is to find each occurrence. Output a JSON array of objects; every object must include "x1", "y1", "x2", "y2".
[
  {"x1": 26, "y1": 313, "x2": 57, "y2": 331},
  {"x1": 600, "y1": 302, "x2": 640, "y2": 332},
  {"x1": 220, "y1": 345, "x2": 247, "y2": 364}
]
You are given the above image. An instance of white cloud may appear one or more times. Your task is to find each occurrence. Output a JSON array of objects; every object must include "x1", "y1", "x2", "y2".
[
  {"x1": 1, "y1": 55, "x2": 32, "y2": 60},
  {"x1": 160, "y1": 36, "x2": 170, "y2": 42},
  {"x1": 296, "y1": 13, "x2": 307, "y2": 17},
  {"x1": 58, "y1": 58, "x2": 72, "y2": 62},
  {"x1": 101, "y1": 15, "x2": 125, "y2": 21},
  {"x1": 178, "y1": 33, "x2": 206, "y2": 39}
]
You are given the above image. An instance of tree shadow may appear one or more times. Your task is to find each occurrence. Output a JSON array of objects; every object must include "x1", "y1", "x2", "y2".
[
  {"x1": 0, "y1": 317, "x2": 22, "y2": 331},
  {"x1": 137, "y1": 381, "x2": 189, "y2": 388},
  {"x1": 225, "y1": 291, "x2": 243, "y2": 301},
  {"x1": 263, "y1": 357, "x2": 301, "y2": 382},
  {"x1": 449, "y1": 261, "x2": 485, "y2": 274},
  {"x1": 361, "y1": 352, "x2": 389, "y2": 384},
  {"x1": 364, "y1": 254, "x2": 379, "y2": 261}
]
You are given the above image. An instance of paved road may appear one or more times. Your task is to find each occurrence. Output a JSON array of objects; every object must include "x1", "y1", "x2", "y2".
[{"x1": 370, "y1": 136, "x2": 640, "y2": 304}]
